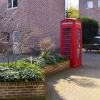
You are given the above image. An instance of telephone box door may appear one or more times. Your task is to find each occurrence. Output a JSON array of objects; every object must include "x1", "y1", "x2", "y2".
[{"x1": 60, "y1": 18, "x2": 82, "y2": 68}]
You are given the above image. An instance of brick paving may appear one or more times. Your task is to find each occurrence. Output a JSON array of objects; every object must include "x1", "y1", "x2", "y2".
[{"x1": 46, "y1": 52, "x2": 100, "y2": 100}]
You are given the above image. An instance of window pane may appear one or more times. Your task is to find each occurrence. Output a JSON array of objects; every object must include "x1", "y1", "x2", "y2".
[
  {"x1": 13, "y1": 0, "x2": 17, "y2": 7},
  {"x1": 87, "y1": 1, "x2": 93, "y2": 8},
  {"x1": 8, "y1": 0, "x2": 12, "y2": 8},
  {"x1": 98, "y1": 0, "x2": 100, "y2": 7}
]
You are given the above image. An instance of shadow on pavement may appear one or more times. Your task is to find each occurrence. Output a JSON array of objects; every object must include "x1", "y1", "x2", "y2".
[{"x1": 46, "y1": 62, "x2": 100, "y2": 100}]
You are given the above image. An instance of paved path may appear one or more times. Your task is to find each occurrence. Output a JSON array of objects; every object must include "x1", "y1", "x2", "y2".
[{"x1": 46, "y1": 52, "x2": 100, "y2": 100}]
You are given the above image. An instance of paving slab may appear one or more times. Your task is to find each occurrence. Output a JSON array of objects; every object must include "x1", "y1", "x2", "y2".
[{"x1": 46, "y1": 52, "x2": 100, "y2": 100}]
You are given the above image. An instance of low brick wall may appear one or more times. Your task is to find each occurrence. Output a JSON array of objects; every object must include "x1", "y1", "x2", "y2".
[
  {"x1": 0, "y1": 80, "x2": 46, "y2": 100},
  {"x1": 43, "y1": 61, "x2": 70, "y2": 75}
]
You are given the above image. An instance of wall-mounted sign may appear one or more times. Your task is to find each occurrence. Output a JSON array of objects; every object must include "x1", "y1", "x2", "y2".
[{"x1": 13, "y1": 31, "x2": 20, "y2": 54}]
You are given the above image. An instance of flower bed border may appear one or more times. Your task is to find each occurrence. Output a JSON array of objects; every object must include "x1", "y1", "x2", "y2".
[
  {"x1": 0, "y1": 60, "x2": 69, "y2": 99},
  {"x1": 43, "y1": 60, "x2": 70, "y2": 75},
  {"x1": 0, "y1": 80, "x2": 46, "y2": 100}
]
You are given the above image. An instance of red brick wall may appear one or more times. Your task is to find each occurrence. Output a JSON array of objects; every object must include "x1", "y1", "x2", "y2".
[
  {"x1": 0, "y1": 81, "x2": 46, "y2": 99},
  {"x1": 0, "y1": 0, "x2": 65, "y2": 53},
  {"x1": 43, "y1": 61, "x2": 70, "y2": 75}
]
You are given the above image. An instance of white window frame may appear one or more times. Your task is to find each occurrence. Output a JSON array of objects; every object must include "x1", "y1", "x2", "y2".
[
  {"x1": 7, "y1": 0, "x2": 18, "y2": 10},
  {"x1": 98, "y1": 0, "x2": 100, "y2": 7},
  {"x1": 86, "y1": 1, "x2": 93, "y2": 9}
]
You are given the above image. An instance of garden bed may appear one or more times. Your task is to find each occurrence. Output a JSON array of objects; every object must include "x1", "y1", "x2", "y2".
[
  {"x1": 0, "y1": 80, "x2": 46, "y2": 100},
  {"x1": 43, "y1": 60, "x2": 70, "y2": 75},
  {"x1": 0, "y1": 48, "x2": 69, "y2": 100},
  {"x1": 0, "y1": 61, "x2": 46, "y2": 100}
]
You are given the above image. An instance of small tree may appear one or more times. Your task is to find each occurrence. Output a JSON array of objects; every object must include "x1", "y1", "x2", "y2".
[
  {"x1": 0, "y1": 13, "x2": 16, "y2": 66},
  {"x1": 39, "y1": 38, "x2": 54, "y2": 54},
  {"x1": 66, "y1": 8, "x2": 79, "y2": 18},
  {"x1": 79, "y1": 16, "x2": 99, "y2": 44},
  {"x1": 66, "y1": 0, "x2": 79, "y2": 18}
]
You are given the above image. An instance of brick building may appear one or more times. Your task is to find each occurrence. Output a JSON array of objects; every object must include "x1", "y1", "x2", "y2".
[
  {"x1": 0, "y1": 0, "x2": 65, "y2": 54},
  {"x1": 79, "y1": 0, "x2": 100, "y2": 27}
]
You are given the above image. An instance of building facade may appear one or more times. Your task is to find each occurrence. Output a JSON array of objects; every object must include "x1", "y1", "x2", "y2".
[
  {"x1": 0, "y1": 0, "x2": 65, "y2": 54},
  {"x1": 79, "y1": 0, "x2": 100, "y2": 26}
]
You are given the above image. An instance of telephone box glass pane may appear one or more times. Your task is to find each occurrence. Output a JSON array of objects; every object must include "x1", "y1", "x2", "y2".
[
  {"x1": 63, "y1": 28, "x2": 71, "y2": 58},
  {"x1": 77, "y1": 29, "x2": 81, "y2": 59}
]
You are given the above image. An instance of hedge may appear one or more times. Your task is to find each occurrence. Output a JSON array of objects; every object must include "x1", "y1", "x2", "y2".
[{"x1": 79, "y1": 16, "x2": 99, "y2": 44}]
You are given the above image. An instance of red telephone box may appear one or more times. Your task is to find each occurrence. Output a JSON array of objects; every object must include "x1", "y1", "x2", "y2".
[{"x1": 60, "y1": 18, "x2": 82, "y2": 68}]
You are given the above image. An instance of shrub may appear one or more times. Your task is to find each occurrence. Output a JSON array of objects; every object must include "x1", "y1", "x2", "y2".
[
  {"x1": 36, "y1": 38, "x2": 67, "y2": 66},
  {"x1": 0, "y1": 61, "x2": 44, "y2": 82},
  {"x1": 39, "y1": 38, "x2": 54, "y2": 53},
  {"x1": 33, "y1": 52, "x2": 67, "y2": 67},
  {"x1": 33, "y1": 56, "x2": 46, "y2": 67},
  {"x1": 79, "y1": 16, "x2": 99, "y2": 44},
  {"x1": 54, "y1": 55, "x2": 67, "y2": 62},
  {"x1": 0, "y1": 53, "x2": 67, "y2": 82}
]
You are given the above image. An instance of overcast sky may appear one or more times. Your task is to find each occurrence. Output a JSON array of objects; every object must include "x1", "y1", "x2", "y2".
[{"x1": 65, "y1": 0, "x2": 79, "y2": 9}]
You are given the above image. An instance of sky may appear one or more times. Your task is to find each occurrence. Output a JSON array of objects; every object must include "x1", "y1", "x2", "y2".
[{"x1": 65, "y1": 0, "x2": 79, "y2": 9}]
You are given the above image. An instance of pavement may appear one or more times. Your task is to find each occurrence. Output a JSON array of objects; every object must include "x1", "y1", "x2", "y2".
[{"x1": 46, "y1": 52, "x2": 100, "y2": 100}]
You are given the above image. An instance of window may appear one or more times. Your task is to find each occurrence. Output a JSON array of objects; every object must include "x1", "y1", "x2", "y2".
[
  {"x1": 86, "y1": 1, "x2": 93, "y2": 8},
  {"x1": 8, "y1": 0, "x2": 17, "y2": 9},
  {"x1": 98, "y1": 0, "x2": 100, "y2": 7}
]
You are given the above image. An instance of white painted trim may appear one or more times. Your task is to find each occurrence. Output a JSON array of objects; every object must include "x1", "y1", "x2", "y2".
[{"x1": 7, "y1": 7, "x2": 18, "y2": 10}]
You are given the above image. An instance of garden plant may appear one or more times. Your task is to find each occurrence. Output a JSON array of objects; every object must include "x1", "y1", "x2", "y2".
[{"x1": 0, "y1": 37, "x2": 69, "y2": 100}]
